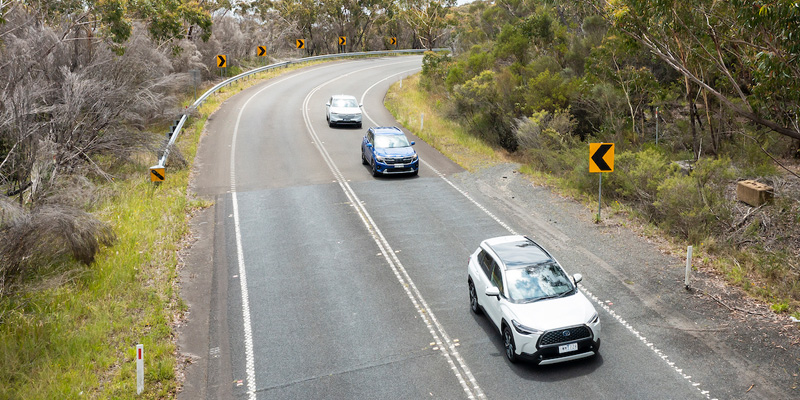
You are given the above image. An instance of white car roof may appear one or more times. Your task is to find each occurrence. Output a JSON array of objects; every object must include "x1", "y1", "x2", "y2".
[{"x1": 482, "y1": 235, "x2": 553, "y2": 269}]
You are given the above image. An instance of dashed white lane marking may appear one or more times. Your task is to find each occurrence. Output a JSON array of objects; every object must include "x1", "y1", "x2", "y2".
[
  {"x1": 229, "y1": 62, "x2": 363, "y2": 399},
  {"x1": 302, "y1": 62, "x2": 486, "y2": 400},
  {"x1": 580, "y1": 285, "x2": 715, "y2": 399},
  {"x1": 363, "y1": 73, "x2": 715, "y2": 400}
]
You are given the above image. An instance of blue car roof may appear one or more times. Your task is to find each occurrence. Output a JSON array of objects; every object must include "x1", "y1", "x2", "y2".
[{"x1": 372, "y1": 127, "x2": 404, "y2": 135}]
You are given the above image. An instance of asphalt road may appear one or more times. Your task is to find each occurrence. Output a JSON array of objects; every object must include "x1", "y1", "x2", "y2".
[{"x1": 180, "y1": 56, "x2": 799, "y2": 399}]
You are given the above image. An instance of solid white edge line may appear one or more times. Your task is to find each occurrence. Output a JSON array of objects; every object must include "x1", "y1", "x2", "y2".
[
  {"x1": 301, "y1": 61, "x2": 485, "y2": 399},
  {"x1": 362, "y1": 70, "x2": 716, "y2": 400}
]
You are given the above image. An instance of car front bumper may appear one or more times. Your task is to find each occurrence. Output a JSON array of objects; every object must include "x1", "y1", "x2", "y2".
[
  {"x1": 374, "y1": 159, "x2": 419, "y2": 175},
  {"x1": 329, "y1": 114, "x2": 362, "y2": 125},
  {"x1": 514, "y1": 323, "x2": 601, "y2": 365}
]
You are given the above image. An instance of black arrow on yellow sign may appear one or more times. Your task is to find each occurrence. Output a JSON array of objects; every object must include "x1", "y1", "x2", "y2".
[
  {"x1": 589, "y1": 143, "x2": 614, "y2": 172},
  {"x1": 296, "y1": 39, "x2": 305, "y2": 49},
  {"x1": 257, "y1": 46, "x2": 266, "y2": 56},
  {"x1": 217, "y1": 54, "x2": 226, "y2": 68},
  {"x1": 390, "y1": 37, "x2": 397, "y2": 46},
  {"x1": 339, "y1": 36, "x2": 346, "y2": 46}
]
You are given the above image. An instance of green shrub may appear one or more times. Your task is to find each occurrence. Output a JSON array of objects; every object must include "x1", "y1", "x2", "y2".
[
  {"x1": 421, "y1": 51, "x2": 452, "y2": 90},
  {"x1": 603, "y1": 148, "x2": 671, "y2": 206},
  {"x1": 653, "y1": 157, "x2": 735, "y2": 242}
]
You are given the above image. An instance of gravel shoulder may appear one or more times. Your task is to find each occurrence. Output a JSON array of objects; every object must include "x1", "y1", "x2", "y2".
[{"x1": 450, "y1": 163, "x2": 800, "y2": 399}]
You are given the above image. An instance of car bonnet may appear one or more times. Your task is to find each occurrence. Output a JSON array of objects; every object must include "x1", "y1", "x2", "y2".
[
  {"x1": 505, "y1": 290, "x2": 597, "y2": 332},
  {"x1": 374, "y1": 145, "x2": 416, "y2": 158}
]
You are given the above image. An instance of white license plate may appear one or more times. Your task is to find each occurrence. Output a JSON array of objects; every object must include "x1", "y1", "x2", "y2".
[
  {"x1": 558, "y1": 343, "x2": 578, "y2": 353},
  {"x1": 393, "y1": 164, "x2": 404, "y2": 168}
]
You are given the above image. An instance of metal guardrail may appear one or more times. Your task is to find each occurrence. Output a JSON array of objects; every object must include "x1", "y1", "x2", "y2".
[{"x1": 152, "y1": 48, "x2": 448, "y2": 178}]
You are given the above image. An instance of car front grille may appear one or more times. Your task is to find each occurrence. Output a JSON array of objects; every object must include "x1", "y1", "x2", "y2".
[
  {"x1": 538, "y1": 325, "x2": 592, "y2": 346},
  {"x1": 384, "y1": 156, "x2": 415, "y2": 164}
]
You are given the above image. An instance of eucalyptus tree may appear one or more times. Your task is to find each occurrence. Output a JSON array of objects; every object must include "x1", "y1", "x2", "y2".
[
  {"x1": 399, "y1": 0, "x2": 456, "y2": 49},
  {"x1": 273, "y1": 0, "x2": 320, "y2": 54},
  {"x1": 585, "y1": 0, "x2": 800, "y2": 145}
]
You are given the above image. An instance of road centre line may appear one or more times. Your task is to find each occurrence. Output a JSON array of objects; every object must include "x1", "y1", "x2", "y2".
[
  {"x1": 302, "y1": 62, "x2": 486, "y2": 400},
  {"x1": 229, "y1": 61, "x2": 363, "y2": 399},
  {"x1": 361, "y1": 70, "x2": 716, "y2": 400}
]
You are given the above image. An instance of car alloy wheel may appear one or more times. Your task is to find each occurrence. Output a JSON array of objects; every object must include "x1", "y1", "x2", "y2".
[
  {"x1": 469, "y1": 280, "x2": 482, "y2": 315},
  {"x1": 503, "y1": 325, "x2": 518, "y2": 363},
  {"x1": 371, "y1": 161, "x2": 380, "y2": 177}
]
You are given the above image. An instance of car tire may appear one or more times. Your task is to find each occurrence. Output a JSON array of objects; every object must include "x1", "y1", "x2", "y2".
[
  {"x1": 357, "y1": 122, "x2": 362, "y2": 129},
  {"x1": 469, "y1": 280, "x2": 482, "y2": 315},
  {"x1": 371, "y1": 161, "x2": 380, "y2": 177},
  {"x1": 503, "y1": 325, "x2": 518, "y2": 363},
  {"x1": 411, "y1": 169, "x2": 419, "y2": 176},
  {"x1": 361, "y1": 151, "x2": 368, "y2": 165},
  {"x1": 328, "y1": 120, "x2": 333, "y2": 127}
]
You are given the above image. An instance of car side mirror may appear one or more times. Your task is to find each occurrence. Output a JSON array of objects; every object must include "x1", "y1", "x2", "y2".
[
  {"x1": 366, "y1": 143, "x2": 373, "y2": 148},
  {"x1": 326, "y1": 103, "x2": 330, "y2": 107},
  {"x1": 410, "y1": 141, "x2": 415, "y2": 146},
  {"x1": 573, "y1": 273, "x2": 583, "y2": 285},
  {"x1": 359, "y1": 104, "x2": 363, "y2": 108},
  {"x1": 485, "y1": 286, "x2": 500, "y2": 299}
]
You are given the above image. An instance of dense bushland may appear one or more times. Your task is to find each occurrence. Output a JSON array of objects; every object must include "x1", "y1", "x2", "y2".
[{"x1": 421, "y1": 0, "x2": 800, "y2": 312}]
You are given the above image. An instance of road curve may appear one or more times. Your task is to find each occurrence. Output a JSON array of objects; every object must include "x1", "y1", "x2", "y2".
[{"x1": 180, "y1": 56, "x2": 789, "y2": 399}]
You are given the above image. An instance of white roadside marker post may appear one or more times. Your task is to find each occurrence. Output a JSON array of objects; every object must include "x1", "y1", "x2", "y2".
[
  {"x1": 421, "y1": 113, "x2": 424, "y2": 131},
  {"x1": 685, "y1": 245, "x2": 693, "y2": 290},
  {"x1": 136, "y1": 344, "x2": 144, "y2": 395}
]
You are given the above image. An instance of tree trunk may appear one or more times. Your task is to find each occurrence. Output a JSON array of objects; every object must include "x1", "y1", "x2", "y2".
[{"x1": 685, "y1": 77, "x2": 699, "y2": 159}]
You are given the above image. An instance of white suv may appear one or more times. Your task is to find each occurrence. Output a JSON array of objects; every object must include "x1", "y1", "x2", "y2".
[
  {"x1": 326, "y1": 94, "x2": 362, "y2": 128},
  {"x1": 468, "y1": 235, "x2": 601, "y2": 365}
]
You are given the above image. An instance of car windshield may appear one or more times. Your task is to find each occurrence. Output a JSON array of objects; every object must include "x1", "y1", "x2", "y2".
[
  {"x1": 332, "y1": 98, "x2": 358, "y2": 108},
  {"x1": 374, "y1": 135, "x2": 410, "y2": 148},
  {"x1": 505, "y1": 262, "x2": 574, "y2": 302}
]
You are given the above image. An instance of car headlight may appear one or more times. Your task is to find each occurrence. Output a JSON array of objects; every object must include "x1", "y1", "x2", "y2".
[
  {"x1": 587, "y1": 312, "x2": 599, "y2": 324},
  {"x1": 411, "y1": 154, "x2": 418, "y2": 161},
  {"x1": 512, "y1": 320, "x2": 543, "y2": 335},
  {"x1": 375, "y1": 155, "x2": 385, "y2": 162}
]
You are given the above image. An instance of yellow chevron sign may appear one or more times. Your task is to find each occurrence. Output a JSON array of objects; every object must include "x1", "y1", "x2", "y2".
[
  {"x1": 296, "y1": 39, "x2": 305, "y2": 49},
  {"x1": 589, "y1": 143, "x2": 614, "y2": 173}
]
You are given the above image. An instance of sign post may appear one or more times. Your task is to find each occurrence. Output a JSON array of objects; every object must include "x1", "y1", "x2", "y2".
[
  {"x1": 136, "y1": 344, "x2": 144, "y2": 395},
  {"x1": 338, "y1": 36, "x2": 346, "y2": 53},
  {"x1": 589, "y1": 143, "x2": 614, "y2": 221}
]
